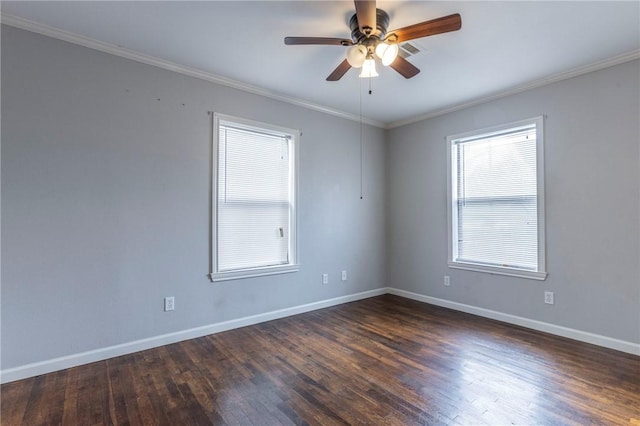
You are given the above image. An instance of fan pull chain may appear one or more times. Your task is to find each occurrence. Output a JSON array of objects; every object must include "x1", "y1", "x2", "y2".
[
  {"x1": 360, "y1": 76, "x2": 374, "y2": 199},
  {"x1": 359, "y1": 78, "x2": 364, "y2": 200}
]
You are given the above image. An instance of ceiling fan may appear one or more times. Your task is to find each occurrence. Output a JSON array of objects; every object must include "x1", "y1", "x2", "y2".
[{"x1": 284, "y1": 1, "x2": 462, "y2": 81}]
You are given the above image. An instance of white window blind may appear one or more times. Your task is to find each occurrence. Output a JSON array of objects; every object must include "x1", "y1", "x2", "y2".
[
  {"x1": 212, "y1": 114, "x2": 298, "y2": 281},
  {"x1": 447, "y1": 117, "x2": 546, "y2": 280}
]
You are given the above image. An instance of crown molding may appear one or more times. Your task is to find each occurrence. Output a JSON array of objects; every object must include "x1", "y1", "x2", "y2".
[
  {"x1": 0, "y1": 13, "x2": 386, "y2": 129},
  {"x1": 386, "y1": 49, "x2": 640, "y2": 129},
  {"x1": 2, "y1": 13, "x2": 637, "y2": 131}
]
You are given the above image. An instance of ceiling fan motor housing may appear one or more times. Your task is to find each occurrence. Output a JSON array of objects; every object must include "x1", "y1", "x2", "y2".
[
  {"x1": 349, "y1": 8, "x2": 390, "y2": 43},
  {"x1": 283, "y1": 1, "x2": 462, "y2": 81}
]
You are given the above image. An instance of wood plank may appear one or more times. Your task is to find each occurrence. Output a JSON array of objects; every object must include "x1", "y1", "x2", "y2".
[{"x1": 2, "y1": 295, "x2": 639, "y2": 425}]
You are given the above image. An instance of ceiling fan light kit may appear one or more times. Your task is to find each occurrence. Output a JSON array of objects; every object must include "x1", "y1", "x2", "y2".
[
  {"x1": 347, "y1": 45, "x2": 368, "y2": 68},
  {"x1": 284, "y1": 1, "x2": 462, "y2": 81},
  {"x1": 375, "y1": 42, "x2": 399, "y2": 66},
  {"x1": 359, "y1": 58, "x2": 379, "y2": 78}
]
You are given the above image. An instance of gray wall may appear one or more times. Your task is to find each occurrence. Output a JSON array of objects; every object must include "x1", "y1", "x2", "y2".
[
  {"x1": 1, "y1": 25, "x2": 387, "y2": 369},
  {"x1": 387, "y1": 59, "x2": 640, "y2": 344},
  {"x1": 3, "y1": 23, "x2": 639, "y2": 374}
]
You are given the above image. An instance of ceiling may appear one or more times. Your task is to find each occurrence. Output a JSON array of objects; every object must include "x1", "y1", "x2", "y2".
[{"x1": 2, "y1": 1, "x2": 639, "y2": 128}]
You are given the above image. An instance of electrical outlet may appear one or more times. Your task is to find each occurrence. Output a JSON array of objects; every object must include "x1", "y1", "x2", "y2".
[
  {"x1": 544, "y1": 291, "x2": 554, "y2": 305},
  {"x1": 322, "y1": 273, "x2": 328, "y2": 284},
  {"x1": 341, "y1": 270, "x2": 347, "y2": 281},
  {"x1": 164, "y1": 296, "x2": 175, "y2": 311},
  {"x1": 444, "y1": 275, "x2": 450, "y2": 286}
]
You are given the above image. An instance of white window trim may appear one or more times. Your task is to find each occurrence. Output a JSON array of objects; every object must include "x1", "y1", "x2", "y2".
[
  {"x1": 210, "y1": 113, "x2": 300, "y2": 282},
  {"x1": 446, "y1": 116, "x2": 547, "y2": 281}
]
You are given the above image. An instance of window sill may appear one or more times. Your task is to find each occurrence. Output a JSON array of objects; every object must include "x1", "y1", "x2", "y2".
[
  {"x1": 448, "y1": 261, "x2": 547, "y2": 281},
  {"x1": 210, "y1": 264, "x2": 299, "y2": 282}
]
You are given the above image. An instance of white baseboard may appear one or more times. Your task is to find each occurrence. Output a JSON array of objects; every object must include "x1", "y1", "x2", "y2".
[
  {"x1": 3, "y1": 286, "x2": 638, "y2": 384},
  {"x1": 0, "y1": 288, "x2": 387, "y2": 384},
  {"x1": 387, "y1": 288, "x2": 640, "y2": 356}
]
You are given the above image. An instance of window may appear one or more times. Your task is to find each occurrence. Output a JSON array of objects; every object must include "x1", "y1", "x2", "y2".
[
  {"x1": 210, "y1": 113, "x2": 299, "y2": 281},
  {"x1": 447, "y1": 116, "x2": 546, "y2": 280}
]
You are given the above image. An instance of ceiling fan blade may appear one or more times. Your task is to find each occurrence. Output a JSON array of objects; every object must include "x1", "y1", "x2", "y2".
[
  {"x1": 326, "y1": 59, "x2": 352, "y2": 81},
  {"x1": 285, "y1": 37, "x2": 354, "y2": 46},
  {"x1": 388, "y1": 13, "x2": 462, "y2": 43},
  {"x1": 354, "y1": 0, "x2": 376, "y2": 36},
  {"x1": 389, "y1": 56, "x2": 420, "y2": 79}
]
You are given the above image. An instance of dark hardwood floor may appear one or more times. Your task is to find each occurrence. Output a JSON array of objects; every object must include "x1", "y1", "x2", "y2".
[{"x1": 2, "y1": 294, "x2": 639, "y2": 425}]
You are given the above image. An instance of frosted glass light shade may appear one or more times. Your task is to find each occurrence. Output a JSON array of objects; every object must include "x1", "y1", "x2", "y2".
[
  {"x1": 375, "y1": 42, "x2": 399, "y2": 66},
  {"x1": 359, "y1": 58, "x2": 379, "y2": 78},
  {"x1": 346, "y1": 45, "x2": 367, "y2": 68}
]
